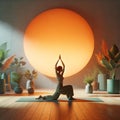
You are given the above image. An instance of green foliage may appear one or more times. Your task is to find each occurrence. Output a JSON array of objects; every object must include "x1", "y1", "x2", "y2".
[
  {"x1": 0, "y1": 42, "x2": 9, "y2": 61},
  {"x1": 96, "y1": 42, "x2": 120, "y2": 80},
  {"x1": 101, "y1": 44, "x2": 120, "y2": 79},
  {"x1": 10, "y1": 57, "x2": 26, "y2": 85},
  {"x1": 0, "y1": 50, "x2": 4, "y2": 61},
  {"x1": 84, "y1": 76, "x2": 94, "y2": 84},
  {"x1": 0, "y1": 42, "x2": 12, "y2": 72},
  {"x1": 84, "y1": 70, "x2": 97, "y2": 84},
  {"x1": 11, "y1": 72, "x2": 22, "y2": 83}
]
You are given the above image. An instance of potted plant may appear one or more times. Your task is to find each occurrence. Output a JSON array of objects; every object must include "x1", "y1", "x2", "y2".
[
  {"x1": 0, "y1": 42, "x2": 15, "y2": 93},
  {"x1": 10, "y1": 71, "x2": 23, "y2": 94},
  {"x1": 84, "y1": 72, "x2": 95, "y2": 93},
  {"x1": 10, "y1": 57, "x2": 26, "y2": 93},
  {"x1": 96, "y1": 41, "x2": 120, "y2": 94},
  {"x1": 24, "y1": 69, "x2": 37, "y2": 94}
]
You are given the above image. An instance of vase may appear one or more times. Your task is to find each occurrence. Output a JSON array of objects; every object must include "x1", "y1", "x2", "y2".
[
  {"x1": 5, "y1": 84, "x2": 11, "y2": 92},
  {"x1": 5, "y1": 73, "x2": 11, "y2": 91},
  {"x1": 28, "y1": 88, "x2": 34, "y2": 94},
  {"x1": 14, "y1": 85, "x2": 23, "y2": 94},
  {"x1": 26, "y1": 79, "x2": 34, "y2": 94},
  {"x1": 85, "y1": 83, "x2": 93, "y2": 94},
  {"x1": 98, "y1": 73, "x2": 107, "y2": 91},
  {"x1": 92, "y1": 80, "x2": 99, "y2": 91},
  {"x1": 107, "y1": 79, "x2": 120, "y2": 94},
  {"x1": 0, "y1": 73, "x2": 6, "y2": 94}
]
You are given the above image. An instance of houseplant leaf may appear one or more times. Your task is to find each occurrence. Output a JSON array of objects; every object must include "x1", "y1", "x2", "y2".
[
  {"x1": 110, "y1": 59, "x2": 116, "y2": 69},
  {"x1": 2, "y1": 55, "x2": 15, "y2": 71},
  {"x1": 0, "y1": 50, "x2": 4, "y2": 61},
  {"x1": 108, "y1": 50, "x2": 114, "y2": 60},
  {"x1": 116, "y1": 63, "x2": 120, "y2": 68},
  {"x1": 110, "y1": 44, "x2": 119, "y2": 56},
  {"x1": 11, "y1": 72, "x2": 21, "y2": 83},
  {"x1": 101, "y1": 58, "x2": 113, "y2": 70},
  {"x1": 114, "y1": 52, "x2": 120, "y2": 63},
  {"x1": 0, "y1": 42, "x2": 7, "y2": 50},
  {"x1": 0, "y1": 42, "x2": 10, "y2": 60}
]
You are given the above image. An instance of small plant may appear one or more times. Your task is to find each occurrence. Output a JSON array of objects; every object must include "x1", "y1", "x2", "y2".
[
  {"x1": 84, "y1": 70, "x2": 97, "y2": 84},
  {"x1": 24, "y1": 69, "x2": 38, "y2": 80},
  {"x1": 96, "y1": 40, "x2": 120, "y2": 80},
  {"x1": 84, "y1": 75, "x2": 94, "y2": 84},
  {"x1": 10, "y1": 57, "x2": 26, "y2": 88},
  {"x1": 83, "y1": 68, "x2": 98, "y2": 84}
]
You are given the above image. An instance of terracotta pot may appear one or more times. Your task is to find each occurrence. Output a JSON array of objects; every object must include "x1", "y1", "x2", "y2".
[{"x1": 92, "y1": 80, "x2": 99, "y2": 91}]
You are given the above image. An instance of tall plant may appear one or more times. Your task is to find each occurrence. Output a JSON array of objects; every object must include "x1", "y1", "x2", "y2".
[
  {"x1": 0, "y1": 42, "x2": 15, "y2": 74},
  {"x1": 96, "y1": 40, "x2": 120, "y2": 80}
]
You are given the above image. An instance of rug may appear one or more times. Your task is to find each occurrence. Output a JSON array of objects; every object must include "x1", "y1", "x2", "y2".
[{"x1": 16, "y1": 97, "x2": 103, "y2": 102}]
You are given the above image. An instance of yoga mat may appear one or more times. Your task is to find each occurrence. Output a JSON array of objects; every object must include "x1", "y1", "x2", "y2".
[{"x1": 16, "y1": 97, "x2": 103, "y2": 102}]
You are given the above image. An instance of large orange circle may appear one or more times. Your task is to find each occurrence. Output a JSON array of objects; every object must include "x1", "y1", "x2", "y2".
[{"x1": 24, "y1": 8, "x2": 94, "y2": 77}]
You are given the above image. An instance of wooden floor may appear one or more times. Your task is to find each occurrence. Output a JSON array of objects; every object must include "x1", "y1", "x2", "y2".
[{"x1": 0, "y1": 89, "x2": 120, "y2": 120}]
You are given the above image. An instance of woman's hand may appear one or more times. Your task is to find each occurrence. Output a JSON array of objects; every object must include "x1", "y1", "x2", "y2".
[{"x1": 59, "y1": 54, "x2": 61, "y2": 59}]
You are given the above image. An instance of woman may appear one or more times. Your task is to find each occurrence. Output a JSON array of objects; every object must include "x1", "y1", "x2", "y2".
[{"x1": 36, "y1": 55, "x2": 74, "y2": 101}]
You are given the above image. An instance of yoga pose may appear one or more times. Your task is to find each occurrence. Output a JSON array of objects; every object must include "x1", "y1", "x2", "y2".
[{"x1": 36, "y1": 55, "x2": 74, "y2": 101}]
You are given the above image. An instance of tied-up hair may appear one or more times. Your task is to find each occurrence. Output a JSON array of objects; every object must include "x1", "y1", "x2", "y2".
[{"x1": 56, "y1": 66, "x2": 63, "y2": 72}]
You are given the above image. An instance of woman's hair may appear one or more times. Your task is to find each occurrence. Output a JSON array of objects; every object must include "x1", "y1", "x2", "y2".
[{"x1": 56, "y1": 66, "x2": 62, "y2": 72}]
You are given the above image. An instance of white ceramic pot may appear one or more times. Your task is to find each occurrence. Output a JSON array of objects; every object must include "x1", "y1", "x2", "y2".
[
  {"x1": 26, "y1": 79, "x2": 34, "y2": 90},
  {"x1": 85, "y1": 83, "x2": 93, "y2": 94}
]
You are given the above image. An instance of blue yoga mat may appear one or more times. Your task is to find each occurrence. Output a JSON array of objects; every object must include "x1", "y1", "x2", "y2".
[{"x1": 16, "y1": 97, "x2": 103, "y2": 102}]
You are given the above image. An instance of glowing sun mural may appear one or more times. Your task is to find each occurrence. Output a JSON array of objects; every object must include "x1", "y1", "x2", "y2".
[{"x1": 24, "y1": 8, "x2": 94, "y2": 77}]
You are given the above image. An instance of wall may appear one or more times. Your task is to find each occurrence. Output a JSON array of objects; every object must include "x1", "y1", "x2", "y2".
[{"x1": 0, "y1": 0, "x2": 120, "y2": 89}]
